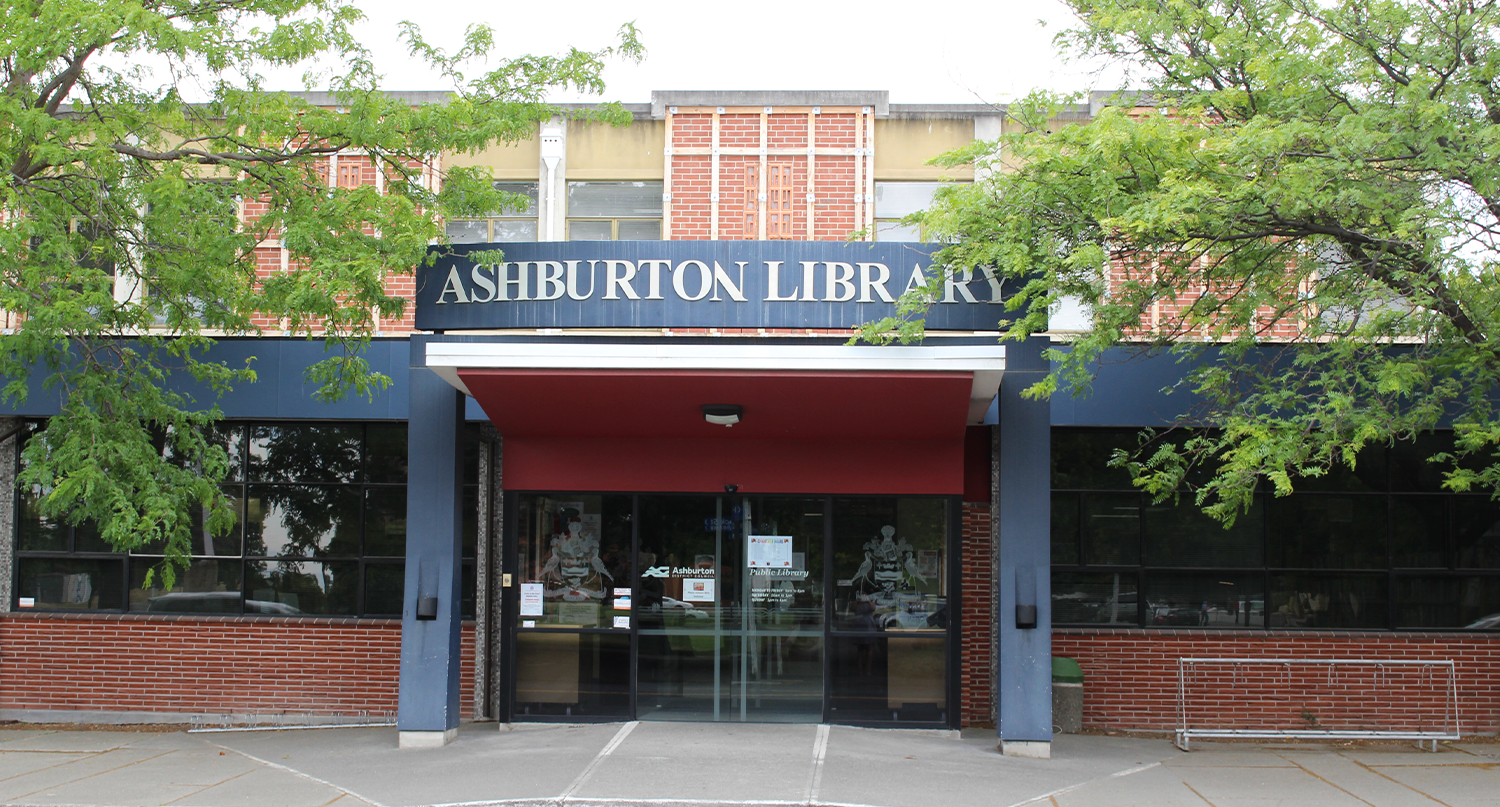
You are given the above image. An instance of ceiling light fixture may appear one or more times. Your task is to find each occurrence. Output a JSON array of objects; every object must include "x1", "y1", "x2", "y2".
[{"x1": 702, "y1": 404, "x2": 742, "y2": 427}]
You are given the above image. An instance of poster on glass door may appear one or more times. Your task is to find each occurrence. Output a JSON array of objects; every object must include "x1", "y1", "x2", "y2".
[{"x1": 747, "y1": 535, "x2": 793, "y2": 568}]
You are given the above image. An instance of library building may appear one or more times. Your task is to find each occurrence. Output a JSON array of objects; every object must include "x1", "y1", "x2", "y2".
[{"x1": 1, "y1": 91, "x2": 1496, "y2": 756}]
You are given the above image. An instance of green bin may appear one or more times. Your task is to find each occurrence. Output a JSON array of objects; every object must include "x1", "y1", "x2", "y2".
[{"x1": 1052, "y1": 657, "x2": 1084, "y2": 733}]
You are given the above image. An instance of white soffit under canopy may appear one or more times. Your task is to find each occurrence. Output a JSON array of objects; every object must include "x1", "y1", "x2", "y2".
[{"x1": 426, "y1": 342, "x2": 1007, "y2": 424}]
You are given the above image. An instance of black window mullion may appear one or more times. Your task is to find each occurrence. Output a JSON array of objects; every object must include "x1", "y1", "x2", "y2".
[
  {"x1": 1263, "y1": 486, "x2": 1272, "y2": 629},
  {"x1": 823, "y1": 494, "x2": 833, "y2": 724},
  {"x1": 1077, "y1": 493, "x2": 1085, "y2": 568},
  {"x1": 1387, "y1": 495, "x2": 1397, "y2": 631}
]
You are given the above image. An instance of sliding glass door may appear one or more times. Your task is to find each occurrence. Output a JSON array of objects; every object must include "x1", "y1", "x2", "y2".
[{"x1": 635, "y1": 495, "x2": 824, "y2": 722}]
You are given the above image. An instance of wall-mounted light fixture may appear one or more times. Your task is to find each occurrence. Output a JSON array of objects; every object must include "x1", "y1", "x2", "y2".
[{"x1": 702, "y1": 404, "x2": 742, "y2": 427}]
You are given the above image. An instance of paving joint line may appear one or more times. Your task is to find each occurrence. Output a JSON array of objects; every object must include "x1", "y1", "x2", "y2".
[
  {"x1": 1000, "y1": 761, "x2": 1162, "y2": 807},
  {"x1": 804, "y1": 724, "x2": 830, "y2": 803},
  {"x1": 1343, "y1": 755, "x2": 1455, "y2": 807},
  {"x1": 557, "y1": 721, "x2": 637, "y2": 800},
  {"x1": 422, "y1": 800, "x2": 906, "y2": 807},
  {"x1": 1180, "y1": 781, "x2": 1217, "y2": 806},
  {"x1": 159, "y1": 764, "x2": 257, "y2": 806},
  {"x1": 9, "y1": 747, "x2": 177, "y2": 802},
  {"x1": 207, "y1": 740, "x2": 385, "y2": 807},
  {"x1": 0, "y1": 749, "x2": 118, "y2": 783},
  {"x1": 1268, "y1": 750, "x2": 1380, "y2": 807}
]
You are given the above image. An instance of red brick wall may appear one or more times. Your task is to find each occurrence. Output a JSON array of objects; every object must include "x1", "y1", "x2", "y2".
[
  {"x1": 668, "y1": 110, "x2": 865, "y2": 242},
  {"x1": 0, "y1": 613, "x2": 474, "y2": 720},
  {"x1": 1053, "y1": 629, "x2": 1500, "y2": 734},
  {"x1": 243, "y1": 153, "x2": 421, "y2": 335},
  {"x1": 959, "y1": 502, "x2": 993, "y2": 726}
]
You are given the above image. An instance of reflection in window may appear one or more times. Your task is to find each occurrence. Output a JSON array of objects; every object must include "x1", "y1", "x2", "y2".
[
  {"x1": 16, "y1": 489, "x2": 68, "y2": 552},
  {"x1": 1143, "y1": 496, "x2": 1262, "y2": 568},
  {"x1": 247, "y1": 425, "x2": 362, "y2": 483},
  {"x1": 131, "y1": 558, "x2": 242, "y2": 613},
  {"x1": 1389, "y1": 432, "x2": 1459, "y2": 492},
  {"x1": 245, "y1": 485, "x2": 361, "y2": 558},
  {"x1": 1272, "y1": 495, "x2": 1386, "y2": 569},
  {"x1": 1051, "y1": 494, "x2": 1080, "y2": 565},
  {"x1": 1052, "y1": 572, "x2": 1138, "y2": 625},
  {"x1": 1082, "y1": 494, "x2": 1140, "y2": 566},
  {"x1": 1145, "y1": 573, "x2": 1263, "y2": 628},
  {"x1": 366, "y1": 423, "x2": 409, "y2": 483},
  {"x1": 1392, "y1": 496, "x2": 1446, "y2": 568},
  {"x1": 13, "y1": 420, "x2": 483, "y2": 618},
  {"x1": 16, "y1": 558, "x2": 124, "y2": 610},
  {"x1": 568, "y1": 182, "x2": 662, "y2": 216},
  {"x1": 567, "y1": 181, "x2": 662, "y2": 241},
  {"x1": 365, "y1": 487, "x2": 408, "y2": 557},
  {"x1": 446, "y1": 182, "x2": 539, "y2": 244},
  {"x1": 1052, "y1": 429, "x2": 1138, "y2": 490},
  {"x1": 364, "y1": 563, "x2": 405, "y2": 616},
  {"x1": 748, "y1": 498, "x2": 825, "y2": 633},
  {"x1": 1396, "y1": 576, "x2": 1500, "y2": 629},
  {"x1": 1454, "y1": 498, "x2": 1500, "y2": 569},
  {"x1": 1270, "y1": 574, "x2": 1387, "y2": 629},
  {"x1": 246, "y1": 560, "x2": 358, "y2": 615},
  {"x1": 873, "y1": 182, "x2": 963, "y2": 242},
  {"x1": 1051, "y1": 426, "x2": 1500, "y2": 630},
  {"x1": 129, "y1": 491, "x2": 245, "y2": 557}
]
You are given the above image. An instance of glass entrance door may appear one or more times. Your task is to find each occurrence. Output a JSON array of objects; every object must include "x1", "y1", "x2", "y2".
[{"x1": 635, "y1": 495, "x2": 824, "y2": 722}]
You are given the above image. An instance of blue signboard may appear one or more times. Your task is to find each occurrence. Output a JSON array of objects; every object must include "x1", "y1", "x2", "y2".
[{"x1": 413, "y1": 241, "x2": 1008, "y2": 331}]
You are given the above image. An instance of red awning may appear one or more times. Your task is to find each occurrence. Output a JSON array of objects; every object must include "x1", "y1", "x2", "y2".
[
  {"x1": 432, "y1": 341, "x2": 1005, "y2": 495},
  {"x1": 458, "y1": 368, "x2": 976, "y2": 494}
]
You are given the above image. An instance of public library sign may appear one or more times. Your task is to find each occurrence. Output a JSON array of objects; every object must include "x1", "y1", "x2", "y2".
[{"x1": 414, "y1": 241, "x2": 1006, "y2": 331}]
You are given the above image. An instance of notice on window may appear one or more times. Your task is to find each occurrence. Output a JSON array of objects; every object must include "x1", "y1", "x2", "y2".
[
  {"x1": 747, "y1": 535, "x2": 794, "y2": 568},
  {"x1": 613, "y1": 616, "x2": 631, "y2": 629},
  {"x1": 519, "y1": 582, "x2": 544, "y2": 616},
  {"x1": 682, "y1": 578, "x2": 716, "y2": 602}
]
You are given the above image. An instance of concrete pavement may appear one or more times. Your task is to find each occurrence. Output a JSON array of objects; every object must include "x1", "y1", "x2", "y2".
[{"x1": 0, "y1": 722, "x2": 1494, "y2": 807}]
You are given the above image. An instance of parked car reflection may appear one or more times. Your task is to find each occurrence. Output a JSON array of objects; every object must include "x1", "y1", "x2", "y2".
[
  {"x1": 145, "y1": 591, "x2": 301, "y2": 614},
  {"x1": 1465, "y1": 613, "x2": 1500, "y2": 630}
]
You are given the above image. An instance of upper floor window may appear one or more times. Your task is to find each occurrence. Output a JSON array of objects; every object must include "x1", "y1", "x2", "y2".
[
  {"x1": 874, "y1": 182, "x2": 951, "y2": 242},
  {"x1": 567, "y1": 181, "x2": 662, "y2": 240},
  {"x1": 446, "y1": 182, "x2": 540, "y2": 244}
]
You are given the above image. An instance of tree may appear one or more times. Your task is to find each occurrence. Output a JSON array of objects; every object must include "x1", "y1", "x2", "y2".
[
  {"x1": 864, "y1": 0, "x2": 1500, "y2": 519},
  {"x1": 1, "y1": 0, "x2": 640, "y2": 584}
]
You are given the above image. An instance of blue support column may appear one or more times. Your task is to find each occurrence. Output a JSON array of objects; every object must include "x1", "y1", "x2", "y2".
[
  {"x1": 397, "y1": 345, "x2": 466, "y2": 748},
  {"x1": 996, "y1": 336, "x2": 1053, "y2": 758}
]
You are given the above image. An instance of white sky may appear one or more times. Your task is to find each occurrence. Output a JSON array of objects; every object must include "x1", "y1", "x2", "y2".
[{"x1": 272, "y1": 0, "x2": 1123, "y2": 105}]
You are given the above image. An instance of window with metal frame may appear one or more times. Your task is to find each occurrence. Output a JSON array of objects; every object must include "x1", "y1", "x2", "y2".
[
  {"x1": 873, "y1": 182, "x2": 953, "y2": 242},
  {"x1": 566, "y1": 181, "x2": 662, "y2": 241},
  {"x1": 12, "y1": 420, "x2": 482, "y2": 618},
  {"x1": 446, "y1": 182, "x2": 541, "y2": 244},
  {"x1": 1050, "y1": 427, "x2": 1500, "y2": 631}
]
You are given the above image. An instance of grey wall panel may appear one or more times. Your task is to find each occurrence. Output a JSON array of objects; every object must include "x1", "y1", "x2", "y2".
[{"x1": 0, "y1": 338, "x2": 419, "y2": 421}]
